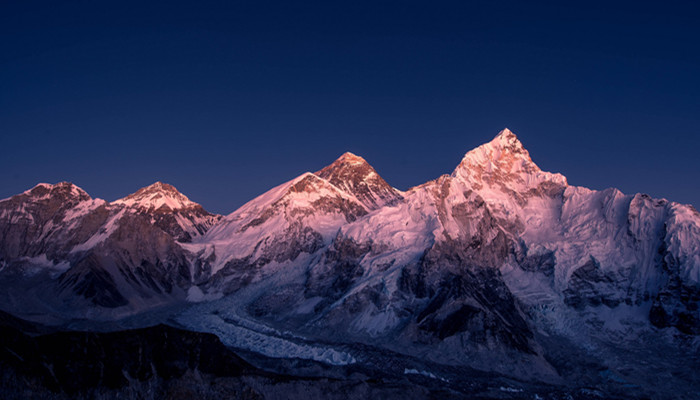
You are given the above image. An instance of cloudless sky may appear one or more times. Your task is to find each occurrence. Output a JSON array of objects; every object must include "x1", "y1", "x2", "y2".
[{"x1": 1, "y1": 1, "x2": 699, "y2": 213}]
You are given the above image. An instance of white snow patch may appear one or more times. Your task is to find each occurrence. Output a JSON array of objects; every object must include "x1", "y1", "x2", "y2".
[
  {"x1": 499, "y1": 386, "x2": 523, "y2": 393},
  {"x1": 17, "y1": 254, "x2": 71, "y2": 277},
  {"x1": 71, "y1": 209, "x2": 126, "y2": 252},
  {"x1": 201, "y1": 172, "x2": 367, "y2": 274},
  {"x1": 403, "y1": 368, "x2": 449, "y2": 382}
]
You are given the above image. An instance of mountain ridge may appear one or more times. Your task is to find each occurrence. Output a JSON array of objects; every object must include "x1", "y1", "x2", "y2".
[{"x1": 0, "y1": 128, "x2": 698, "y2": 399}]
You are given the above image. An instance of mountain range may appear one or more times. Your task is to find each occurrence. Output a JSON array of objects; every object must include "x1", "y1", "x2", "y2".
[{"x1": 1, "y1": 128, "x2": 698, "y2": 399}]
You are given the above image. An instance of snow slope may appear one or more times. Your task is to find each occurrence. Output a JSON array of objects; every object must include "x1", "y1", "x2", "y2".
[
  {"x1": 178, "y1": 128, "x2": 700, "y2": 392},
  {"x1": 1, "y1": 128, "x2": 698, "y2": 398},
  {"x1": 194, "y1": 153, "x2": 402, "y2": 292}
]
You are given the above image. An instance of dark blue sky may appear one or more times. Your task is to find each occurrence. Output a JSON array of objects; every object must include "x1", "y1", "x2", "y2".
[{"x1": 2, "y1": 1, "x2": 699, "y2": 213}]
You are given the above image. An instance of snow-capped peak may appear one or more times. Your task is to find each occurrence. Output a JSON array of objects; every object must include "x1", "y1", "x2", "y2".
[
  {"x1": 337, "y1": 151, "x2": 366, "y2": 164},
  {"x1": 453, "y1": 128, "x2": 567, "y2": 192},
  {"x1": 492, "y1": 127, "x2": 529, "y2": 154},
  {"x1": 320, "y1": 152, "x2": 372, "y2": 173},
  {"x1": 455, "y1": 128, "x2": 535, "y2": 175},
  {"x1": 113, "y1": 181, "x2": 198, "y2": 212},
  {"x1": 16, "y1": 182, "x2": 92, "y2": 202},
  {"x1": 494, "y1": 127, "x2": 517, "y2": 140}
]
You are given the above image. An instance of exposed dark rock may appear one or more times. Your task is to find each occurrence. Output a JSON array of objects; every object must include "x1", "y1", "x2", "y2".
[
  {"x1": 650, "y1": 276, "x2": 700, "y2": 335},
  {"x1": 563, "y1": 257, "x2": 628, "y2": 310},
  {"x1": 316, "y1": 152, "x2": 403, "y2": 210},
  {"x1": 58, "y1": 255, "x2": 128, "y2": 308},
  {"x1": 414, "y1": 270, "x2": 535, "y2": 354},
  {"x1": 518, "y1": 249, "x2": 556, "y2": 276},
  {"x1": 398, "y1": 261, "x2": 433, "y2": 299},
  {"x1": 114, "y1": 182, "x2": 221, "y2": 243},
  {"x1": 147, "y1": 206, "x2": 221, "y2": 242},
  {"x1": 0, "y1": 182, "x2": 104, "y2": 261},
  {"x1": 305, "y1": 236, "x2": 371, "y2": 303},
  {"x1": 209, "y1": 224, "x2": 325, "y2": 294}
]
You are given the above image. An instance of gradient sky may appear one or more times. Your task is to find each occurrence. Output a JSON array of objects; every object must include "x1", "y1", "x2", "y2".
[{"x1": 2, "y1": 1, "x2": 699, "y2": 214}]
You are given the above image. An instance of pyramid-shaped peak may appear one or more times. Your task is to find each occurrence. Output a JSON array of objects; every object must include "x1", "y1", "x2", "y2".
[
  {"x1": 333, "y1": 152, "x2": 369, "y2": 166},
  {"x1": 454, "y1": 128, "x2": 537, "y2": 178},
  {"x1": 316, "y1": 152, "x2": 402, "y2": 210},
  {"x1": 317, "y1": 152, "x2": 376, "y2": 184},
  {"x1": 140, "y1": 181, "x2": 180, "y2": 194},
  {"x1": 114, "y1": 181, "x2": 197, "y2": 211},
  {"x1": 489, "y1": 128, "x2": 527, "y2": 153},
  {"x1": 124, "y1": 181, "x2": 186, "y2": 199},
  {"x1": 453, "y1": 128, "x2": 568, "y2": 189},
  {"x1": 463, "y1": 128, "x2": 531, "y2": 163},
  {"x1": 495, "y1": 127, "x2": 516, "y2": 139}
]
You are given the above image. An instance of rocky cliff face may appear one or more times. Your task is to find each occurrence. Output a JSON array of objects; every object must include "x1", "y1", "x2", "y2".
[
  {"x1": 0, "y1": 182, "x2": 108, "y2": 262},
  {"x1": 0, "y1": 129, "x2": 698, "y2": 398},
  {"x1": 113, "y1": 182, "x2": 221, "y2": 243},
  {"x1": 184, "y1": 129, "x2": 699, "y2": 395},
  {"x1": 0, "y1": 181, "x2": 220, "y2": 316},
  {"x1": 315, "y1": 152, "x2": 403, "y2": 210}
]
